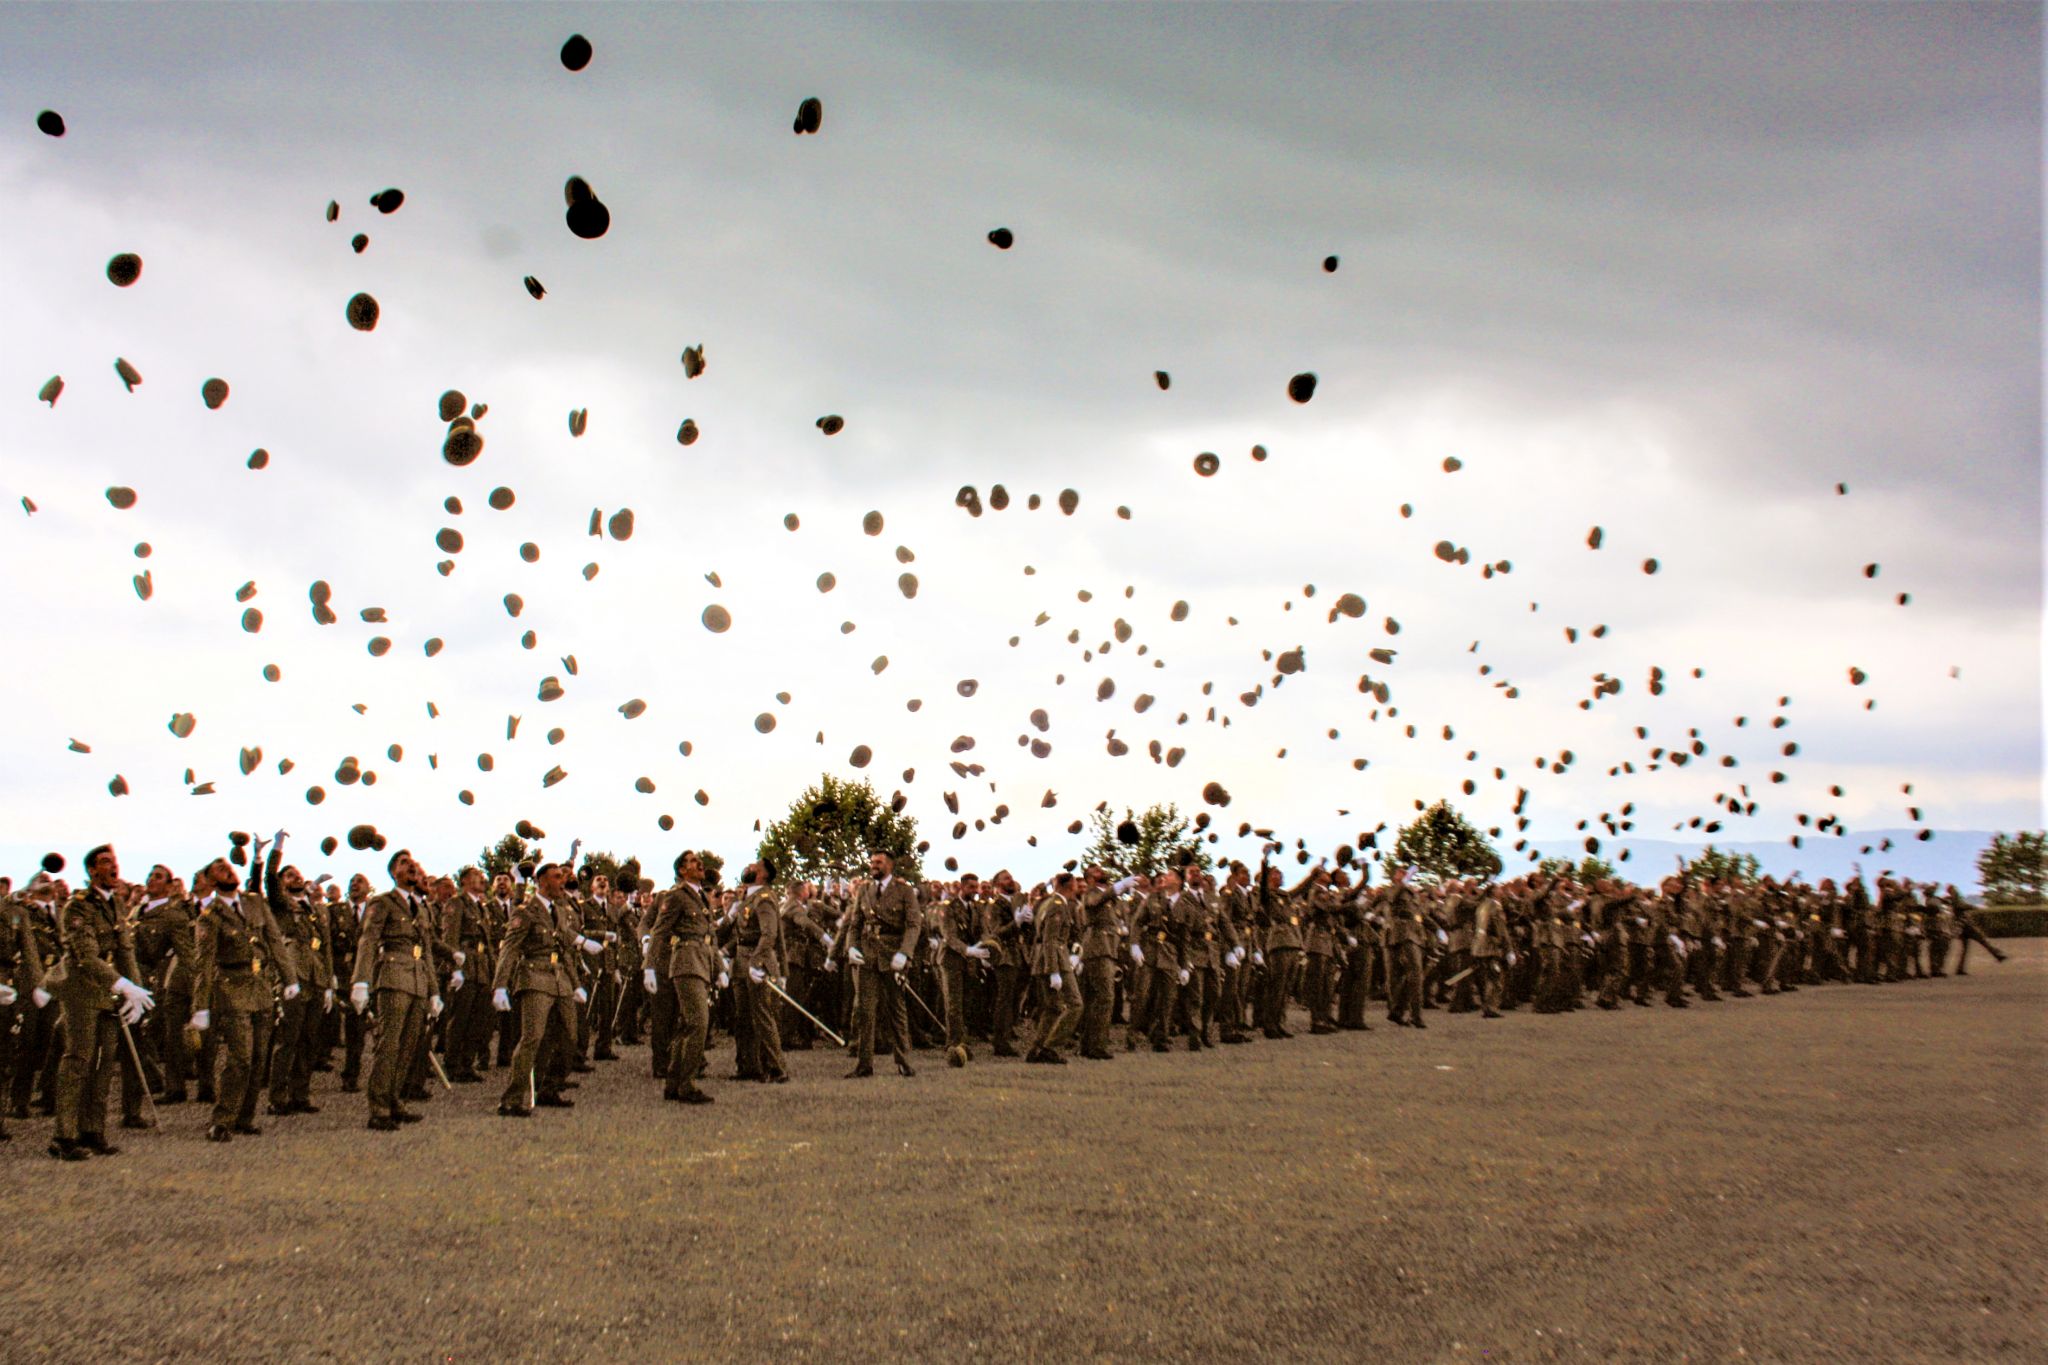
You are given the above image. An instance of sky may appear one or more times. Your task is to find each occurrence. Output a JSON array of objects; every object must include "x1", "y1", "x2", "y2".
[{"x1": 1, "y1": 3, "x2": 2040, "y2": 890}]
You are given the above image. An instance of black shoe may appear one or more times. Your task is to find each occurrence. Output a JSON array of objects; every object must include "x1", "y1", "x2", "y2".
[
  {"x1": 1220, "y1": 1034, "x2": 1248, "y2": 1044},
  {"x1": 367, "y1": 1115, "x2": 400, "y2": 1131},
  {"x1": 1045, "y1": 1051, "x2": 1068, "y2": 1065},
  {"x1": 231, "y1": 1123, "x2": 263, "y2": 1137},
  {"x1": 1482, "y1": 1010, "x2": 1502, "y2": 1019},
  {"x1": 844, "y1": 1065, "x2": 874, "y2": 1079},
  {"x1": 296, "y1": 1102, "x2": 322, "y2": 1115},
  {"x1": 391, "y1": 1110, "x2": 423, "y2": 1125},
  {"x1": 80, "y1": 1133, "x2": 121, "y2": 1156},
  {"x1": 1151, "y1": 1042, "x2": 1170, "y2": 1053},
  {"x1": 896, "y1": 1060, "x2": 916, "y2": 1077},
  {"x1": 267, "y1": 1103, "x2": 297, "y2": 1117},
  {"x1": 730, "y1": 1072, "x2": 763, "y2": 1082},
  {"x1": 1276, "y1": 1028, "x2": 1295, "y2": 1039},
  {"x1": 497, "y1": 1104, "x2": 530, "y2": 1119},
  {"x1": 448, "y1": 1071, "x2": 482, "y2": 1084},
  {"x1": 159, "y1": 1090, "x2": 187, "y2": 1105},
  {"x1": 676, "y1": 1087, "x2": 714, "y2": 1104},
  {"x1": 1411, "y1": 1020, "x2": 1427, "y2": 1030},
  {"x1": 765, "y1": 1072, "x2": 789, "y2": 1084},
  {"x1": 559, "y1": 1080, "x2": 581, "y2": 1090},
  {"x1": 593, "y1": 1050, "x2": 619, "y2": 1061},
  {"x1": 399, "y1": 1088, "x2": 431, "y2": 1102},
  {"x1": 570, "y1": 1062, "x2": 595, "y2": 1074},
  {"x1": 1309, "y1": 1024, "x2": 1337, "y2": 1035},
  {"x1": 536, "y1": 1094, "x2": 574, "y2": 1108},
  {"x1": 1731, "y1": 989, "x2": 1753, "y2": 998},
  {"x1": 121, "y1": 1115, "x2": 155, "y2": 1130},
  {"x1": 49, "y1": 1138, "x2": 90, "y2": 1162},
  {"x1": 1187, "y1": 1037, "x2": 1204, "y2": 1051},
  {"x1": 340, "y1": 1079, "x2": 360, "y2": 1093},
  {"x1": 206, "y1": 1125, "x2": 232, "y2": 1143}
]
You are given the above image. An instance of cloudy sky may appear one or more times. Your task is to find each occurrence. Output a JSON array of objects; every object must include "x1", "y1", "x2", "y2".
[{"x1": 1, "y1": 3, "x2": 2039, "y2": 888}]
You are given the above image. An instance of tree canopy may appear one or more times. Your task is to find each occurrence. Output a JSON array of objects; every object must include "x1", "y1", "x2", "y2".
[
  {"x1": 1083, "y1": 803, "x2": 1212, "y2": 879},
  {"x1": 1685, "y1": 845, "x2": 1761, "y2": 885},
  {"x1": 1977, "y1": 831, "x2": 2045, "y2": 906},
  {"x1": 1391, "y1": 801, "x2": 1502, "y2": 882},
  {"x1": 757, "y1": 774, "x2": 921, "y2": 883}
]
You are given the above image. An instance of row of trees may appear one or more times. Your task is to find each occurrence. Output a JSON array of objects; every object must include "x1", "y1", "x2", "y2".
[{"x1": 465, "y1": 778, "x2": 2046, "y2": 901}]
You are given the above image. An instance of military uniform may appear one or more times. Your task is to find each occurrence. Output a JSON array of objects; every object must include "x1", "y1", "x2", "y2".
[
  {"x1": 264, "y1": 851, "x2": 334, "y2": 1113},
  {"x1": 980, "y1": 889, "x2": 1028, "y2": 1056},
  {"x1": 646, "y1": 881, "x2": 719, "y2": 1101},
  {"x1": 351, "y1": 886, "x2": 437, "y2": 1125},
  {"x1": 1125, "y1": 889, "x2": 1188, "y2": 1052},
  {"x1": 1258, "y1": 874, "x2": 1304, "y2": 1037},
  {"x1": 731, "y1": 886, "x2": 785, "y2": 1082},
  {"x1": 1469, "y1": 891, "x2": 1506, "y2": 1018},
  {"x1": 53, "y1": 884, "x2": 144, "y2": 1148},
  {"x1": 834, "y1": 877, "x2": 922, "y2": 1076},
  {"x1": 0, "y1": 894, "x2": 48, "y2": 1140},
  {"x1": 1027, "y1": 889, "x2": 1081, "y2": 1062},
  {"x1": 440, "y1": 891, "x2": 494, "y2": 1079},
  {"x1": 1382, "y1": 883, "x2": 1427, "y2": 1027},
  {"x1": 192, "y1": 886, "x2": 296, "y2": 1135}
]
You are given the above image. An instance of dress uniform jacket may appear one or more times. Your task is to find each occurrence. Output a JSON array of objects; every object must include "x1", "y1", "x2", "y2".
[
  {"x1": 648, "y1": 883, "x2": 720, "y2": 983},
  {"x1": 352, "y1": 890, "x2": 437, "y2": 998},
  {"x1": 1032, "y1": 893, "x2": 1077, "y2": 975},
  {"x1": 1078, "y1": 885, "x2": 1122, "y2": 961},
  {"x1": 734, "y1": 888, "x2": 783, "y2": 977},
  {"x1": 1471, "y1": 895, "x2": 1506, "y2": 959},
  {"x1": 193, "y1": 890, "x2": 296, "y2": 1014},
  {"x1": 845, "y1": 878, "x2": 923, "y2": 963},
  {"x1": 58, "y1": 887, "x2": 141, "y2": 1010}
]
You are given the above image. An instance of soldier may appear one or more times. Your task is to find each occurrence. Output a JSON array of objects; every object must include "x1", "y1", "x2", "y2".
[
  {"x1": 131, "y1": 864, "x2": 195, "y2": 1104},
  {"x1": 1925, "y1": 885, "x2": 1954, "y2": 977},
  {"x1": 440, "y1": 867, "x2": 494, "y2": 1082},
  {"x1": 494, "y1": 860, "x2": 591, "y2": 1116},
  {"x1": 187, "y1": 850, "x2": 299, "y2": 1144},
  {"x1": 1127, "y1": 869, "x2": 1194, "y2": 1053},
  {"x1": 1025, "y1": 870, "x2": 1082, "y2": 1064},
  {"x1": 832, "y1": 850, "x2": 922, "y2": 1079},
  {"x1": 1300, "y1": 863, "x2": 1341, "y2": 1034},
  {"x1": 0, "y1": 880, "x2": 50, "y2": 1142},
  {"x1": 936, "y1": 874, "x2": 993, "y2": 1065},
  {"x1": 1215, "y1": 862, "x2": 1258, "y2": 1043},
  {"x1": 259, "y1": 833, "x2": 334, "y2": 1116},
  {"x1": 1948, "y1": 885, "x2": 2007, "y2": 974},
  {"x1": 335, "y1": 874, "x2": 373, "y2": 1091},
  {"x1": 776, "y1": 881, "x2": 831, "y2": 1051},
  {"x1": 1256, "y1": 854, "x2": 1303, "y2": 1039},
  {"x1": 643, "y1": 851, "x2": 722, "y2": 1104},
  {"x1": 348, "y1": 849, "x2": 443, "y2": 1132},
  {"x1": 1469, "y1": 881, "x2": 1506, "y2": 1019},
  {"x1": 48, "y1": 844, "x2": 155, "y2": 1160},
  {"x1": 730, "y1": 860, "x2": 788, "y2": 1084},
  {"x1": 979, "y1": 870, "x2": 1029, "y2": 1057},
  {"x1": 10, "y1": 876, "x2": 65, "y2": 1118},
  {"x1": 1382, "y1": 864, "x2": 1427, "y2": 1029}
]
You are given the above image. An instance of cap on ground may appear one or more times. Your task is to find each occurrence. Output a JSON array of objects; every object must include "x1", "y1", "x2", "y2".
[
  {"x1": 345, "y1": 293, "x2": 379, "y2": 330},
  {"x1": 560, "y1": 33, "x2": 592, "y2": 70},
  {"x1": 701, "y1": 604, "x2": 731, "y2": 633},
  {"x1": 1287, "y1": 372, "x2": 1316, "y2": 403},
  {"x1": 106, "y1": 254, "x2": 142, "y2": 287}
]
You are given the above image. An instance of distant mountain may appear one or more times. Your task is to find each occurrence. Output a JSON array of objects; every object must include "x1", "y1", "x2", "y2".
[{"x1": 1567, "y1": 829, "x2": 1994, "y2": 892}]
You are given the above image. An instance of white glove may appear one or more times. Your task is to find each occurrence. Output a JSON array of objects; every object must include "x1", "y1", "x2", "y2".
[
  {"x1": 350, "y1": 981, "x2": 371, "y2": 1013},
  {"x1": 450, "y1": 970, "x2": 465, "y2": 991},
  {"x1": 821, "y1": 958, "x2": 837, "y2": 973},
  {"x1": 573, "y1": 986, "x2": 587, "y2": 1005},
  {"x1": 966, "y1": 945, "x2": 990, "y2": 960},
  {"x1": 578, "y1": 936, "x2": 604, "y2": 956},
  {"x1": 322, "y1": 988, "x2": 335, "y2": 1013},
  {"x1": 190, "y1": 1009, "x2": 210, "y2": 1031},
  {"x1": 928, "y1": 936, "x2": 942, "y2": 952},
  {"x1": 1346, "y1": 936, "x2": 1359, "y2": 948},
  {"x1": 1130, "y1": 945, "x2": 1145, "y2": 965},
  {"x1": 283, "y1": 982, "x2": 301, "y2": 1001},
  {"x1": 1831, "y1": 928, "x2": 1846, "y2": 939},
  {"x1": 640, "y1": 934, "x2": 652, "y2": 954},
  {"x1": 715, "y1": 970, "x2": 729, "y2": 990},
  {"x1": 605, "y1": 931, "x2": 618, "y2": 943},
  {"x1": 1506, "y1": 952, "x2": 1518, "y2": 967},
  {"x1": 1712, "y1": 936, "x2": 1725, "y2": 950},
  {"x1": 1436, "y1": 929, "x2": 1448, "y2": 945},
  {"x1": 118, "y1": 994, "x2": 145, "y2": 1026},
  {"x1": 427, "y1": 994, "x2": 443, "y2": 1017},
  {"x1": 890, "y1": 952, "x2": 908, "y2": 972},
  {"x1": 1068, "y1": 953, "x2": 1081, "y2": 973},
  {"x1": 822, "y1": 934, "x2": 835, "y2": 953},
  {"x1": 748, "y1": 965, "x2": 766, "y2": 984},
  {"x1": 453, "y1": 950, "x2": 466, "y2": 967},
  {"x1": 1178, "y1": 969, "x2": 1191, "y2": 986},
  {"x1": 1251, "y1": 951, "x2": 1265, "y2": 967},
  {"x1": 113, "y1": 975, "x2": 155, "y2": 1014},
  {"x1": 643, "y1": 968, "x2": 659, "y2": 994},
  {"x1": 847, "y1": 946, "x2": 865, "y2": 967},
  {"x1": 32, "y1": 987, "x2": 51, "y2": 1009},
  {"x1": 493, "y1": 987, "x2": 511, "y2": 1012},
  {"x1": 0, "y1": 984, "x2": 14, "y2": 1007},
  {"x1": 1049, "y1": 972, "x2": 1063, "y2": 991},
  {"x1": 1013, "y1": 907, "x2": 1030, "y2": 925}
]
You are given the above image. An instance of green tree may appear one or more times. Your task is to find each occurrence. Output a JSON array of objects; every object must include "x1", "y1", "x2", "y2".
[
  {"x1": 577, "y1": 849, "x2": 622, "y2": 885},
  {"x1": 1977, "y1": 831, "x2": 2046, "y2": 906},
  {"x1": 1084, "y1": 803, "x2": 1212, "y2": 879},
  {"x1": 1538, "y1": 854, "x2": 1617, "y2": 883},
  {"x1": 478, "y1": 832, "x2": 529, "y2": 881},
  {"x1": 757, "y1": 775, "x2": 921, "y2": 884},
  {"x1": 1685, "y1": 845, "x2": 1760, "y2": 884},
  {"x1": 1391, "y1": 801, "x2": 1502, "y2": 883}
]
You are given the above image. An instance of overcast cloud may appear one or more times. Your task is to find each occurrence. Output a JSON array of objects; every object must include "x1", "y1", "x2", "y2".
[{"x1": 0, "y1": 3, "x2": 2038, "y2": 884}]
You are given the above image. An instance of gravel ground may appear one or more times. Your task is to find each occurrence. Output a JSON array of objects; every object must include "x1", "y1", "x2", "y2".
[{"x1": 1, "y1": 944, "x2": 2041, "y2": 1363}]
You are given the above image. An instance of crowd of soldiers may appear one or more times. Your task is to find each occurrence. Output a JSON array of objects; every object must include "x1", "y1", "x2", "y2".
[{"x1": 0, "y1": 829, "x2": 2008, "y2": 1160}]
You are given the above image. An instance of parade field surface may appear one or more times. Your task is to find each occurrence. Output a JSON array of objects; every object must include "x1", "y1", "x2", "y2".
[{"x1": 2, "y1": 945, "x2": 2041, "y2": 1363}]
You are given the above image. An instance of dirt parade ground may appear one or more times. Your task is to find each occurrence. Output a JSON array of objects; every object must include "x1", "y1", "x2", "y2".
[{"x1": 0, "y1": 943, "x2": 2040, "y2": 1362}]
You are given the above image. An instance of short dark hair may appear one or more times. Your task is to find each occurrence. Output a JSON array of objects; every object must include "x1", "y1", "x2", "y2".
[
  {"x1": 387, "y1": 849, "x2": 410, "y2": 878},
  {"x1": 674, "y1": 852, "x2": 691, "y2": 878},
  {"x1": 85, "y1": 844, "x2": 114, "y2": 873},
  {"x1": 870, "y1": 848, "x2": 894, "y2": 863},
  {"x1": 534, "y1": 862, "x2": 559, "y2": 881}
]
